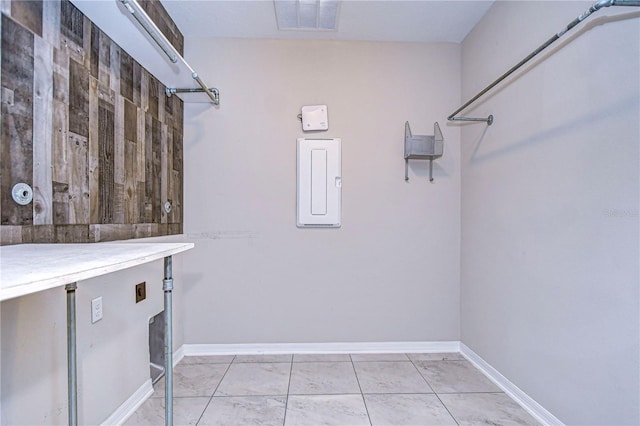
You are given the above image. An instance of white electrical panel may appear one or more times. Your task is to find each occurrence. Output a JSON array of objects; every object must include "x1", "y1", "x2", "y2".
[{"x1": 297, "y1": 138, "x2": 341, "y2": 227}]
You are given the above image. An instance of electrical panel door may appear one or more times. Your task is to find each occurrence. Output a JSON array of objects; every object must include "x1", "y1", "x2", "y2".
[{"x1": 297, "y1": 138, "x2": 341, "y2": 227}]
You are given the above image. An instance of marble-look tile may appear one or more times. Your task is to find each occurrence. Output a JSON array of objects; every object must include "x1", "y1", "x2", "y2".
[
  {"x1": 354, "y1": 361, "x2": 432, "y2": 394},
  {"x1": 234, "y1": 354, "x2": 293, "y2": 363},
  {"x1": 180, "y1": 355, "x2": 235, "y2": 365},
  {"x1": 439, "y1": 393, "x2": 540, "y2": 425},
  {"x1": 123, "y1": 396, "x2": 209, "y2": 426},
  {"x1": 293, "y1": 354, "x2": 352, "y2": 362},
  {"x1": 152, "y1": 363, "x2": 229, "y2": 398},
  {"x1": 198, "y1": 396, "x2": 287, "y2": 426},
  {"x1": 285, "y1": 395, "x2": 370, "y2": 426},
  {"x1": 350, "y1": 353, "x2": 409, "y2": 362},
  {"x1": 365, "y1": 394, "x2": 457, "y2": 425},
  {"x1": 414, "y1": 360, "x2": 501, "y2": 393},
  {"x1": 215, "y1": 362, "x2": 291, "y2": 396},
  {"x1": 289, "y1": 362, "x2": 361, "y2": 395},
  {"x1": 407, "y1": 352, "x2": 465, "y2": 361}
]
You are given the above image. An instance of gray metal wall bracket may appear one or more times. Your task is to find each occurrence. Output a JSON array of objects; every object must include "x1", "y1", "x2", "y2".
[{"x1": 404, "y1": 121, "x2": 444, "y2": 182}]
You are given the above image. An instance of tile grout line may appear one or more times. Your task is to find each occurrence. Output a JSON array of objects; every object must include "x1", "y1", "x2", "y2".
[
  {"x1": 409, "y1": 357, "x2": 461, "y2": 426},
  {"x1": 282, "y1": 357, "x2": 294, "y2": 426},
  {"x1": 194, "y1": 355, "x2": 236, "y2": 425},
  {"x1": 349, "y1": 354, "x2": 373, "y2": 426}
]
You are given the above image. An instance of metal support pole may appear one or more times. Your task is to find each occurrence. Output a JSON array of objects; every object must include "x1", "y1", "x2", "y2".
[
  {"x1": 65, "y1": 282, "x2": 78, "y2": 426},
  {"x1": 163, "y1": 256, "x2": 174, "y2": 426},
  {"x1": 429, "y1": 159, "x2": 434, "y2": 183}
]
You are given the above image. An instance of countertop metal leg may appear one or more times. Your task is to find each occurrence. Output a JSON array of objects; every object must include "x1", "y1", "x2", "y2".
[
  {"x1": 65, "y1": 282, "x2": 78, "y2": 426},
  {"x1": 163, "y1": 256, "x2": 174, "y2": 426}
]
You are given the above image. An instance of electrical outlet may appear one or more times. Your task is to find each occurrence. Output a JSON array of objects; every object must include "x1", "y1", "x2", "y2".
[
  {"x1": 91, "y1": 297, "x2": 103, "y2": 323},
  {"x1": 135, "y1": 282, "x2": 146, "y2": 303}
]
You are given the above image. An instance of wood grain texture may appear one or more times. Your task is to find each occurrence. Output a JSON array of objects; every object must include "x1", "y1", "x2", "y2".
[
  {"x1": 1, "y1": 0, "x2": 184, "y2": 244},
  {"x1": 1, "y1": 14, "x2": 34, "y2": 226},
  {"x1": 147, "y1": 74, "x2": 158, "y2": 118},
  {"x1": 67, "y1": 131, "x2": 89, "y2": 224},
  {"x1": 52, "y1": 99, "x2": 69, "y2": 184},
  {"x1": 88, "y1": 77, "x2": 99, "y2": 223},
  {"x1": 172, "y1": 127, "x2": 183, "y2": 173},
  {"x1": 68, "y1": 58, "x2": 89, "y2": 137},
  {"x1": 33, "y1": 35, "x2": 53, "y2": 225},
  {"x1": 124, "y1": 140, "x2": 137, "y2": 223},
  {"x1": 160, "y1": 123, "x2": 168, "y2": 224},
  {"x1": 60, "y1": 0, "x2": 82, "y2": 47},
  {"x1": 124, "y1": 98, "x2": 137, "y2": 142},
  {"x1": 143, "y1": 112, "x2": 152, "y2": 223},
  {"x1": 52, "y1": 180, "x2": 69, "y2": 224},
  {"x1": 132, "y1": 60, "x2": 141, "y2": 107},
  {"x1": 1, "y1": 225, "x2": 23, "y2": 245},
  {"x1": 113, "y1": 95, "x2": 124, "y2": 186},
  {"x1": 109, "y1": 39, "x2": 120, "y2": 95},
  {"x1": 138, "y1": 0, "x2": 184, "y2": 56},
  {"x1": 82, "y1": 15, "x2": 91, "y2": 70},
  {"x1": 11, "y1": 0, "x2": 42, "y2": 37},
  {"x1": 41, "y1": 0, "x2": 60, "y2": 48},
  {"x1": 113, "y1": 182, "x2": 124, "y2": 224},
  {"x1": 151, "y1": 117, "x2": 161, "y2": 224},
  {"x1": 98, "y1": 28, "x2": 110, "y2": 88},
  {"x1": 173, "y1": 95, "x2": 183, "y2": 132},
  {"x1": 51, "y1": 224, "x2": 87, "y2": 242},
  {"x1": 98, "y1": 98, "x2": 114, "y2": 224},
  {"x1": 119, "y1": 49, "x2": 133, "y2": 102},
  {"x1": 136, "y1": 103, "x2": 145, "y2": 183},
  {"x1": 140, "y1": 66, "x2": 148, "y2": 113},
  {"x1": 89, "y1": 23, "x2": 98, "y2": 79},
  {"x1": 52, "y1": 46, "x2": 68, "y2": 103}
]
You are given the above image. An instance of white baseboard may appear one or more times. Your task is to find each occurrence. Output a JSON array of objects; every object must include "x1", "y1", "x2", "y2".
[
  {"x1": 101, "y1": 379, "x2": 153, "y2": 426},
  {"x1": 103, "y1": 346, "x2": 184, "y2": 426},
  {"x1": 460, "y1": 343, "x2": 563, "y2": 426},
  {"x1": 182, "y1": 341, "x2": 460, "y2": 356},
  {"x1": 173, "y1": 345, "x2": 185, "y2": 366}
]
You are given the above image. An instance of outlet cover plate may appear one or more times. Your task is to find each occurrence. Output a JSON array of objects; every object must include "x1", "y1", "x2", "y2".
[
  {"x1": 135, "y1": 282, "x2": 146, "y2": 303},
  {"x1": 91, "y1": 297, "x2": 103, "y2": 323}
]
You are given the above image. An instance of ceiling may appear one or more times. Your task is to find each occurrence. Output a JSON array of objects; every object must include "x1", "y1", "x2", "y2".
[{"x1": 161, "y1": 1, "x2": 494, "y2": 44}]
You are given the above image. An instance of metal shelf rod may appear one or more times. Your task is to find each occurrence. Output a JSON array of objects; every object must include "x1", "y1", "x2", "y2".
[
  {"x1": 447, "y1": 0, "x2": 640, "y2": 125},
  {"x1": 119, "y1": 0, "x2": 220, "y2": 105}
]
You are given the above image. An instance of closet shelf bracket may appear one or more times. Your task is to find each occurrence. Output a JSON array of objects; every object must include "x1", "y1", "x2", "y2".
[
  {"x1": 120, "y1": 0, "x2": 220, "y2": 105},
  {"x1": 165, "y1": 73, "x2": 220, "y2": 105}
]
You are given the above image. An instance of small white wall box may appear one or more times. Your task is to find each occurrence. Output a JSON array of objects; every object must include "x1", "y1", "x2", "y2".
[
  {"x1": 301, "y1": 105, "x2": 328, "y2": 131},
  {"x1": 297, "y1": 138, "x2": 341, "y2": 227}
]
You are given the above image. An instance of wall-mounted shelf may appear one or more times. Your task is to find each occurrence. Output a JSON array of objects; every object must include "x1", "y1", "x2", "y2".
[{"x1": 404, "y1": 121, "x2": 444, "y2": 182}]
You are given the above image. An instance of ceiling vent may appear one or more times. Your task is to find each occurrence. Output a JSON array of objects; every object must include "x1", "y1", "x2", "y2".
[{"x1": 274, "y1": 0, "x2": 341, "y2": 31}]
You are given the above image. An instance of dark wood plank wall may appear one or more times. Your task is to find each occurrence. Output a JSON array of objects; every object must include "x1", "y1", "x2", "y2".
[{"x1": 0, "y1": 0, "x2": 184, "y2": 245}]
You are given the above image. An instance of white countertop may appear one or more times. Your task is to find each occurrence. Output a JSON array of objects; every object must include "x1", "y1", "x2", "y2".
[{"x1": 0, "y1": 242, "x2": 194, "y2": 301}]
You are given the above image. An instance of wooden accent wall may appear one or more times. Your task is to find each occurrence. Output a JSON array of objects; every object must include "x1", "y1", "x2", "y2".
[{"x1": 0, "y1": 0, "x2": 184, "y2": 245}]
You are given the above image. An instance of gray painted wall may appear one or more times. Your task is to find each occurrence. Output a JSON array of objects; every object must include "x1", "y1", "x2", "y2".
[
  {"x1": 460, "y1": 2, "x2": 639, "y2": 424},
  {"x1": 181, "y1": 39, "x2": 462, "y2": 345}
]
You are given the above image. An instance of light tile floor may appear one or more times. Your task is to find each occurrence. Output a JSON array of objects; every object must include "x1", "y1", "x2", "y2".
[{"x1": 125, "y1": 353, "x2": 540, "y2": 425}]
